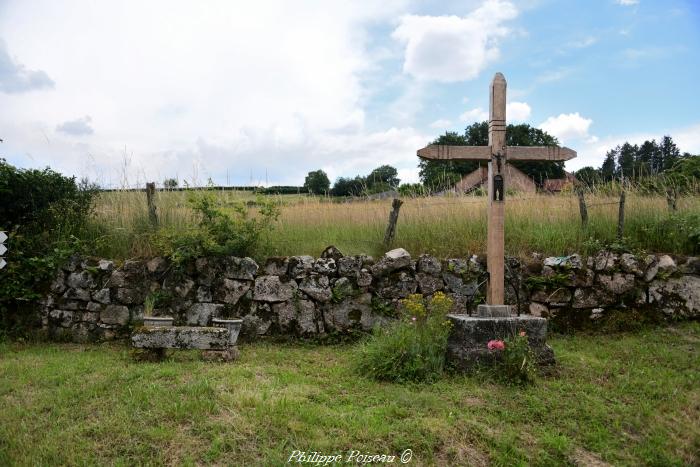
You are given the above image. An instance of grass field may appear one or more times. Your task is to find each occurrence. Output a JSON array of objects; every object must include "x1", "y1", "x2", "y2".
[
  {"x1": 86, "y1": 188, "x2": 700, "y2": 261},
  {"x1": 1, "y1": 323, "x2": 698, "y2": 466}
]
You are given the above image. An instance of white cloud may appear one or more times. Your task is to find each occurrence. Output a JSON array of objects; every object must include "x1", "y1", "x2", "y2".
[
  {"x1": 0, "y1": 40, "x2": 54, "y2": 93},
  {"x1": 460, "y1": 108, "x2": 489, "y2": 123},
  {"x1": 0, "y1": 0, "x2": 423, "y2": 187},
  {"x1": 429, "y1": 119, "x2": 452, "y2": 129},
  {"x1": 617, "y1": 0, "x2": 639, "y2": 5},
  {"x1": 56, "y1": 116, "x2": 94, "y2": 136},
  {"x1": 392, "y1": 0, "x2": 518, "y2": 82},
  {"x1": 539, "y1": 112, "x2": 593, "y2": 143},
  {"x1": 506, "y1": 101, "x2": 531, "y2": 122}
]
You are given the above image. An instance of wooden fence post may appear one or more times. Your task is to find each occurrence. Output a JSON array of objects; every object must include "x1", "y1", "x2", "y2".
[
  {"x1": 666, "y1": 188, "x2": 677, "y2": 211},
  {"x1": 576, "y1": 187, "x2": 588, "y2": 228},
  {"x1": 617, "y1": 190, "x2": 626, "y2": 241},
  {"x1": 146, "y1": 182, "x2": 158, "y2": 227},
  {"x1": 383, "y1": 198, "x2": 403, "y2": 245}
]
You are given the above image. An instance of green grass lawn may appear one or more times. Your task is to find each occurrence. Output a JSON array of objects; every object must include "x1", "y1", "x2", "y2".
[{"x1": 1, "y1": 324, "x2": 698, "y2": 466}]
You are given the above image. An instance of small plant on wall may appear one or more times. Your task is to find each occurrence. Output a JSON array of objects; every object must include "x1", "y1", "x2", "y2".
[{"x1": 354, "y1": 292, "x2": 453, "y2": 383}]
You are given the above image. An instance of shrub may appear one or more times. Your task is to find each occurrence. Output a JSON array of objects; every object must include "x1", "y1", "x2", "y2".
[
  {"x1": 155, "y1": 191, "x2": 280, "y2": 266},
  {"x1": 398, "y1": 183, "x2": 429, "y2": 197},
  {"x1": 0, "y1": 160, "x2": 98, "y2": 336},
  {"x1": 487, "y1": 330, "x2": 537, "y2": 385},
  {"x1": 354, "y1": 292, "x2": 453, "y2": 383}
]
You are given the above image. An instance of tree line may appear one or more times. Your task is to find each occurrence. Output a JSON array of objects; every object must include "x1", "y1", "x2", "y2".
[
  {"x1": 575, "y1": 135, "x2": 699, "y2": 187},
  {"x1": 303, "y1": 121, "x2": 565, "y2": 196},
  {"x1": 303, "y1": 165, "x2": 400, "y2": 196},
  {"x1": 236, "y1": 125, "x2": 700, "y2": 197}
]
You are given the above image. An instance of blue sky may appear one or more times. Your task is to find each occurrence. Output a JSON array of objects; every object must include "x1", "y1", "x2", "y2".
[{"x1": 0, "y1": 0, "x2": 698, "y2": 187}]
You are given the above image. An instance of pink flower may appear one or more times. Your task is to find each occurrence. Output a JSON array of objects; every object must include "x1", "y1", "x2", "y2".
[
  {"x1": 519, "y1": 330, "x2": 526, "y2": 337},
  {"x1": 487, "y1": 340, "x2": 505, "y2": 351},
  {"x1": 412, "y1": 317, "x2": 417, "y2": 321}
]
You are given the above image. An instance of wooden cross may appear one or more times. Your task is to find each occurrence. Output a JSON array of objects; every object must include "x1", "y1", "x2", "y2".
[{"x1": 417, "y1": 72, "x2": 576, "y2": 306}]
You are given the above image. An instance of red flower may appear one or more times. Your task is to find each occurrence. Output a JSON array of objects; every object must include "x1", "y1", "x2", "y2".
[{"x1": 487, "y1": 340, "x2": 505, "y2": 351}]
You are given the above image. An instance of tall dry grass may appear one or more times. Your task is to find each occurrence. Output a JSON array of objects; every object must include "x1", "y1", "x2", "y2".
[{"x1": 84, "y1": 186, "x2": 700, "y2": 261}]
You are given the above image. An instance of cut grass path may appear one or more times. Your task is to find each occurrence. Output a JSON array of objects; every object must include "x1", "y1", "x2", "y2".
[{"x1": 1, "y1": 324, "x2": 698, "y2": 466}]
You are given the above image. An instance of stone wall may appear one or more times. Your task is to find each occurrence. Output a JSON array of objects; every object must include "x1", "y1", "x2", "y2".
[{"x1": 40, "y1": 247, "x2": 699, "y2": 342}]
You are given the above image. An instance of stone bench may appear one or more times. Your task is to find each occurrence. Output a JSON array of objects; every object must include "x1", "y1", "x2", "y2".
[{"x1": 132, "y1": 320, "x2": 242, "y2": 362}]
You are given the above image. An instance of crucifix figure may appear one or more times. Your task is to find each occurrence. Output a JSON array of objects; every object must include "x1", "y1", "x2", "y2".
[{"x1": 417, "y1": 72, "x2": 576, "y2": 309}]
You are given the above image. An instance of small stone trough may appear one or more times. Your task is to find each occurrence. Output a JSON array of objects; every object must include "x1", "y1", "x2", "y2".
[{"x1": 131, "y1": 318, "x2": 242, "y2": 362}]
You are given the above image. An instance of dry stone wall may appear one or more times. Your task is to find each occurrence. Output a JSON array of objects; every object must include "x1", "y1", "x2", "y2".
[{"x1": 40, "y1": 247, "x2": 700, "y2": 342}]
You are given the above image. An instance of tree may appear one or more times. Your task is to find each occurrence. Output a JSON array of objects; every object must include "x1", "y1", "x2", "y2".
[
  {"x1": 574, "y1": 166, "x2": 600, "y2": 186},
  {"x1": 666, "y1": 155, "x2": 700, "y2": 179},
  {"x1": 303, "y1": 169, "x2": 330, "y2": 195},
  {"x1": 600, "y1": 149, "x2": 617, "y2": 181},
  {"x1": 660, "y1": 135, "x2": 680, "y2": 172},
  {"x1": 418, "y1": 122, "x2": 563, "y2": 190},
  {"x1": 635, "y1": 140, "x2": 657, "y2": 177},
  {"x1": 367, "y1": 165, "x2": 400, "y2": 189},
  {"x1": 331, "y1": 176, "x2": 366, "y2": 196},
  {"x1": 617, "y1": 142, "x2": 638, "y2": 180},
  {"x1": 418, "y1": 131, "x2": 478, "y2": 191},
  {"x1": 163, "y1": 178, "x2": 178, "y2": 189}
]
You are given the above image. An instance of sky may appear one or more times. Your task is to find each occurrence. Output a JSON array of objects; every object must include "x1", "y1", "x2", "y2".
[{"x1": 1, "y1": 0, "x2": 699, "y2": 188}]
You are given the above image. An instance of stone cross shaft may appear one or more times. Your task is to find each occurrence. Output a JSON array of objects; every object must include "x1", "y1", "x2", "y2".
[{"x1": 417, "y1": 72, "x2": 576, "y2": 306}]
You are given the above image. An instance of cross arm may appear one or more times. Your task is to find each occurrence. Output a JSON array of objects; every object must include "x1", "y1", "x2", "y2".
[
  {"x1": 417, "y1": 144, "x2": 576, "y2": 161},
  {"x1": 507, "y1": 146, "x2": 576, "y2": 161},
  {"x1": 416, "y1": 145, "x2": 491, "y2": 160}
]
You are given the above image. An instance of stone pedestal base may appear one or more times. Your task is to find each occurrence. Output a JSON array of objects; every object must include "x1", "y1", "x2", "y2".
[
  {"x1": 476, "y1": 304, "x2": 513, "y2": 317},
  {"x1": 446, "y1": 314, "x2": 555, "y2": 371}
]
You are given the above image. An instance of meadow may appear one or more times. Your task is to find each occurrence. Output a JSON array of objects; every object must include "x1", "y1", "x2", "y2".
[
  {"x1": 86, "y1": 186, "x2": 700, "y2": 261},
  {"x1": 1, "y1": 323, "x2": 698, "y2": 465}
]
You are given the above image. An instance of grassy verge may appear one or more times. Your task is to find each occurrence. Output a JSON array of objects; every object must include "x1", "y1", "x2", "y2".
[
  {"x1": 85, "y1": 189, "x2": 699, "y2": 261},
  {"x1": 1, "y1": 323, "x2": 698, "y2": 465}
]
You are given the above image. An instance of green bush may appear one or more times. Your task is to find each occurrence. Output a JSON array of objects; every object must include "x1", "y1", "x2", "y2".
[
  {"x1": 0, "y1": 159, "x2": 98, "y2": 336},
  {"x1": 398, "y1": 183, "x2": 429, "y2": 197},
  {"x1": 354, "y1": 292, "x2": 453, "y2": 383},
  {"x1": 492, "y1": 331, "x2": 537, "y2": 385},
  {"x1": 156, "y1": 191, "x2": 280, "y2": 266}
]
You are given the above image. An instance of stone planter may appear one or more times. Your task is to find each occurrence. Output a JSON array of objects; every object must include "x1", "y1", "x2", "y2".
[
  {"x1": 143, "y1": 316, "x2": 174, "y2": 327},
  {"x1": 212, "y1": 318, "x2": 243, "y2": 345}
]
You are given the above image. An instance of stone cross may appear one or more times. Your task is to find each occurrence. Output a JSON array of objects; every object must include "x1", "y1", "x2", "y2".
[{"x1": 417, "y1": 72, "x2": 576, "y2": 307}]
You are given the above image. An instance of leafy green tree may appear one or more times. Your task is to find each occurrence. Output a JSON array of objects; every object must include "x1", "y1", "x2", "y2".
[
  {"x1": 617, "y1": 142, "x2": 638, "y2": 179},
  {"x1": 574, "y1": 166, "x2": 600, "y2": 186},
  {"x1": 666, "y1": 154, "x2": 700, "y2": 179},
  {"x1": 303, "y1": 169, "x2": 330, "y2": 195},
  {"x1": 418, "y1": 131, "x2": 478, "y2": 191},
  {"x1": 635, "y1": 140, "x2": 657, "y2": 176},
  {"x1": 600, "y1": 150, "x2": 617, "y2": 181},
  {"x1": 331, "y1": 176, "x2": 366, "y2": 196},
  {"x1": 660, "y1": 135, "x2": 681, "y2": 172},
  {"x1": 367, "y1": 165, "x2": 400, "y2": 189},
  {"x1": 163, "y1": 178, "x2": 178, "y2": 189}
]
